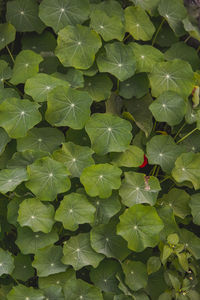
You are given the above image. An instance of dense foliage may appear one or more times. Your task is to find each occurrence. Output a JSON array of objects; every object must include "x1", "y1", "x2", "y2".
[{"x1": 0, "y1": 0, "x2": 200, "y2": 299}]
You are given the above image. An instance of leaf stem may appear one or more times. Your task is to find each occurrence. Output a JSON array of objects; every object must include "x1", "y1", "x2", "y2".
[
  {"x1": 160, "y1": 176, "x2": 171, "y2": 184},
  {"x1": 176, "y1": 128, "x2": 198, "y2": 144},
  {"x1": 184, "y1": 35, "x2": 191, "y2": 43},
  {"x1": 123, "y1": 33, "x2": 131, "y2": 42},
  {"x1": 174, "y1": 123, "x2": 186, "y2": 141},
  {"x1": 150, "y1": 165, "x2": 157, "y2": 176},
  {"x1": 6, "y1": 45, "x2": 15, "y2": 64},
  {"x1": 4, "y1": 80, "x2": 24, "y2": 97},
  {"x1": 152, "y1": 18, "x2": 165, "y2": 46}
]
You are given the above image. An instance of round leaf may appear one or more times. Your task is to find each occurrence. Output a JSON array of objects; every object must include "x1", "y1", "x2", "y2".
[
  {"x1": 122, "y1": 260, "x2": 148, "y2": 291},
  {"x1": 0, "y1": 168, "x2": 28, "y2": 194},
  {"x1": 12, "y1": 253, "x2": 34, "y2": 281},
  {"x1": 7, "y1": 150, "x2": 47, "y2": 169},
  {"x1": 7, "y1": 285, "x2": 44, "y2": 300},
  {"x1": 0, "y1": 249, "x2": 14, "y2": 276},
  {"x1": 0, "y1": 23, "x2": 16, "y2": 51},
  {"x1": 119, "y1": 73, "x2": 149, "y2": 100},
  {"x1": 111, "y1": 145, "x2": 144, "y2": 168}
]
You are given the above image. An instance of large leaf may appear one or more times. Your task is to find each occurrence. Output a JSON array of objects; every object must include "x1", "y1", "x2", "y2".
[
  {"x1": 189, "y1": 193, "x2": 200, "y2": 225},
  {"x1": 122, "y1": 260, "x2": 148, "y2": 291},
  {"x1": 45, "y1": 86, "x2": 92, "y2": 129},
  {"x1": 97, "y1": 42, "x2": 136, "y2": 81},
  {"x1": 55, "y1": 24, "x2": 102, "y2": 69},
  {"x1": 62, "y1": 233, "x2": 104, "y2": 270},
  {"x1": 39, "y1": 0, "x2": 90, "y2": 33},
  {"x1": 0, "y1": 128, "x2": 11, "y2": 155},
  {"x1": 0, "y1": 98, "x2": 41, "y2": 138},
  {"x1": 80, "y1": 163, "x2": 122, "y2": 198},
  {"x1": 0, "y1": 249, "x2": 14, "y2": 276},
  {"x1": 85, "y1": 113, "x2": 132, "y2": 155},
  {"x1": 0, "y1": 23, "x2": 16, "y2": 51},
  {"x1": 117, "y1": 204, "x2": 164, "y2": 252},
  {"x1": 26, "y1": 157, "x2": 71, "y2": 201},
  {"x1": 7, "y1": 285, "x2": 44, "y2": 300},
  {"x1": 119, "y1": 172, "x2": 161, "y2": 207},
  {"x1": 0, "y1": 168, "x2": 28, "y2": 194}
]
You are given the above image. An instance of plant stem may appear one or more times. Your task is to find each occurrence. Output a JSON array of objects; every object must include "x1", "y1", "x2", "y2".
[
  {"x1": 155, "y1": 166, "x2": 160, "y2": 177},
  {"x1": 176, "y1": 128, "x2": 198, "y2": 144},
  {"x1": 184, "y1": 35, "x2": 191, "y2": 43},
  {"x1": 153, "y1": 120, "x2": 157, "y2": 131},
  {"x1": 123, "y1": 33, "x2": 130, "y2": 42},
  {"x1": 4, "y1": 80, "x2": 24, "y2": 97},
  {"x1": 174, "y1": 123, "x2": 186, "y2": 141},
  {"x1": 6, "y1": 45, "x2": 15, "y2": 64},
  {"x1": 160, "y1": 176, "x2": 171, "y2": 184},
  {"x1": 152, "y1": 18, "x2": 165, "y2": 46},
  {"x1": 150, "y1": 165, "x2": 157, "y2": 176}
]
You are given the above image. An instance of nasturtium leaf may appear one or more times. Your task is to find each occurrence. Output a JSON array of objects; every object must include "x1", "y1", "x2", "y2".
[
  {"x1": 0, "y1": 128, "x2": 11, "y2": 155},
  {"x1": 26, "y1": 157, "x2": 71, "y2": 201},
  {"x1": 119, "y1": 73, "x2": 149, "y2": 100},
  {"x1": 122, "y1": 260, "x2": 148, "y2": 291},
  {"x1": 0, "y1": 88, "x2": 19, "y2": 104},
  {"x1": 85, "y1": 113, "x2": 132, "y2": 155},
  {"x1": 131, "y1": 0, "x2": 160, "y2": 12},
  {"x1": 21, "y1": 30, "x2": 56, "y2": 53},
  {"x1": 119, "y1": 172, "x2": 161, "y2": 207},
  {"x1": 156, "y1": 23, "x2": 179, "y2": 47},
  {"x1": 55, "y1": 193, "x2": 96, "y2": 231},
  {"x1": 16, "y1": 227, "x2": 58, "y2": 254},
  {"x1": 10, "y1": 50, "x2": 43, "y2": 85},
  {"x1": 32, "y1": 245, "x2": 67, "y2": 277},
  {"x1": 81, "y1": 74, "x2": 113, "y2": 102},
  {"x1": 180, "y1": 229, "x2": 200, "y2": 260},
  {"x1": 18, "y1": 198, "x2": 55, "y2": 233},
  {"x1": 39, "y1": 0, "x2": 90, "y2": 33},
  {"x1": 55, "y1": 24, "x2": 102, "y2": 69},
  {"x1": 0, "y1": 168, "x2": 28, "y2": 194},
  {"x1": 111, "y1": 145, "x2": 144, "y2": 168},
  {"x1": 80, "y1": 164, "x2": 122, "y2": 198},
  {"x1": 17, "y1": 127, "x2": 65, "y2": 153},
  {"x1": 125, "y1": 6, "x2": 155, "y2": 41},
  {"x1": 42, "y1": 285, "x2": 64, "y2": 300},
  {"x1": 117, "y1": 204, "x2": 164, "y2": 252},
  {"x1": 146, "y1": 135, "x2": 184, "y2": 173},
  {"x1": 189, "y1": 193, "x2": 200, "y2": 225},
  {"x1": 38, "y1": 269, "x2": 76, "y2": 289},
  {"x1": 158, "y1": 0, "x2": 187, "y2": 36},
  {"x1": 0, "y1": 23, "x2": 16, "y2": 51},
  {"x1": 149, "y1": 91, "x2": 187, "y2": 126},
  {"x1": 0, "y1": 60, "x2": 12, "y2": 86},
  {"x1": 149, "y1": 59, "x2": 195, "y2": 98},
  {"x1": 53, "y1": 68, "x2": 84, "y2": 88},
  {"x1": 53, "y1": 142, "x2": 94, "y2": 178},
  {"x1": 7, "y1": 196, "x2": 23, "y2": 226},
  {"x1": 97, "y1": 42, "x2": 136, "y2": 81},
  {"x1": 130, "y1": 43, "x2": 164, "y2": 73},
  {"x1": 0, "y1": 249, "x2": 14, "y2": 276},
  {"x1": 92, "y1": 0, "x2": 124, "y2": 20},
  {"x1": 90, "y1": 259, "x2": 122, "y2": 293},
  {"x1": 90, "y1": 222, "x2": 130, "y2": 260},
  {"x1": 62, "y1": 233, "x2": 104, "y2": 270},
  {"x1": 24, "y1": 73, "x2": 70, "y2": 102},
  {"x1": 7, "y1": 284, "x2": 44, "y2": 300},
  {"x1": 183, "y1": 17, "x2": 200, "y2": 42},
  {"x1": 157, "y1": 207, "x2": 180, "y2": 239},
  {"x1": 7, "y1": 150, "x2": 47, "y2": 169},
  {"x1": 12, "y1": 253, "x2": 34, "y2": 281},
  {"x1": 64, "y1": 278, "x2": 103, "y2": 300},
  {"x1": 147, "y1": 256, "x2": 161, "y2": 275},
  {"x1": 45, "y1": 86, "x2": 92, "y2": 129},
  {"x1": 172, "y1": 152, "x2": 200, "y2": 190}
]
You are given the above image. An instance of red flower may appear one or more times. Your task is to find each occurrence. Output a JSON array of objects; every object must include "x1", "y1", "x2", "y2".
[{"x1": 139, "y1": 154, "x2": 148, "y2": 168}]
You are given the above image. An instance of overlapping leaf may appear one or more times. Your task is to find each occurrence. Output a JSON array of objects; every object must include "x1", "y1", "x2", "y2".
[{"x1": 0, "y1": 23, "x2": 16, "y2": 51}]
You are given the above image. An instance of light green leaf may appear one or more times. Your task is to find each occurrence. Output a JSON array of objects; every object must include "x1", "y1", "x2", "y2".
[
  {"x1": 25, "y1": 73, "x2": 70, "y2": 102},
  {"x1": 131, "y1": 0, "x2": 160, "y2": 12},
  {"x1": 119, "y1": 172, "x2": 161, "y2": 207},
  {"x1": 0, "y1": 168, "x2": 28, "y2": 194},
  {"x1": 55, "y1": 24, "x2": 102, "y2": 69},
  {"x1": 189, "y1": 193, "x2": 200, "y2": 225},
  {"x1": 85, "y1": 113, "x2": 132, "y2": 155},
  {"x1": 55, "y1": 193, "x2": 96, "y2": 231},
  {"x1": 26, "y1": 157, "x2": 71, "y2": 201},
  {"x1": 147, "y1": 256, "x2": 161, "y2": 275},
  {"x1": 10, "y1": 50, "x2": 43, "y2": 85},
  {"x1": 7, "y1": 285, "x2": 44, "y2": 300},
  {"x1": 45, "y1": 86, "x2": 92, "y2": 129},
  {"x1": 17, "y1": 198, "x2": 55, "y2": 233},
  {"x1": 39, "y1": 0, "x2": 90, "y2": 33},
  {"x1": 180, "y1": 229, "x2": 200, "y2": 260},
  {"x1": 125, "y1": 6, "x2": 155, "y2": 41},
  {"x1": 62, "y1": 233, "x2": 104, "y2": 270},
  {"x1": 117, "y1": 204, "x2": 164, "y2": 252},
  {"x1": 183, "y1": 17, "x2": 200, "y2": 42},
  {"x1": 119, "y1": 73, "x2": 149, "y2": 100},
  {"x1": 0, "y1": 249, "x2": 14, "y2": 276},
  {"x1": 12, "y1": 253, "x2": 34, "y2": 281},
  {"x1": 122, "y1": 260, "x2": 148, "y2": 291},
  {"x1": 111, "y1": 145, "x2": 144, "y2": 168},
  {"x1": 80, "y1": 163, "x2": 122, "y2": 198},
  {"x1": 17, "y1": 127, "x2": 65, "y2": 153},
  {"x1": 0, "y1": 128, "x2": 11, "y2": 155},
  {"x1": 0, "y1": 23, "x2": 16, "y2": 51},
  {"x1": 172, "y1": 152, "x2": 200, "y2": 190},
  {"x1": 32, "y1": 245, "x2": 67, "y2": 277},
  {"x1": 97, "y1": 42, "x2": 136, "y2": 81},
  {"x1": 149, "y1": 59, "x2": 195, "y2": 98}
]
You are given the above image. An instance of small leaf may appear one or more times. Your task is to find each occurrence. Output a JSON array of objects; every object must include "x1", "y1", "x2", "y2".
[
  {"x1": 189, "y1": 193, "x2": 200, "y2": 225},
  {"x1": 180, "y1": 229, "x2": 200, "y2": 260},
  {"x1": 147, "y1": 256, "x2": 161, "y2": 275},
  {"x1": 111, "y1": 145, "x2": 144, "y2": 168},
  {"x1": 0, "y1": 23, "x2": 16, "y2": 51},
  {"x1": 0, "y1": 249, "x2": 14, "y2": 276},
  {"x1": 0, "y1": 168, "x2": 28, "y2": 194},
  {"x1": 7, "y1": 285, "x2": 44, "y2": 300}
]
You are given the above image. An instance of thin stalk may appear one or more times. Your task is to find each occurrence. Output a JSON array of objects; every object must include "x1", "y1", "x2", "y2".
[
  {"x1": 123, "y1": 34, "x2": 131, "y2": 42},
  {"x1": 184, "y1": 35, "x2": 191, "y2": 43},
  {"x1": 116, "y1": 79, "x2": 120, "y2": 94},
  {"x1": 160, "y1": 176, "x2": 171, "y2": 184},
  {"x1": 150, "y1": 165, "x2": 157, "y2": 176},
  {"x1": 6, "y1": 45, "x2": 15, "y2": 64},
  {"x1": 4, "y1": 80, "x2": 24, "y2": 97},
  {"x1": 153, "y1": 120, "x2": 157, "y2": 131},
  {"x1": 155, "y1": 166, "x2": 160, "y2": 177},
  {"x1": 152, "y1": 18, "x2": 165, "y2": 46},
  {"x1": 174, "y1": 123, "x2": 186, "y2": 141},
  {"x1": 176, "y1": 128, "x2": 198, "y2": 144}
]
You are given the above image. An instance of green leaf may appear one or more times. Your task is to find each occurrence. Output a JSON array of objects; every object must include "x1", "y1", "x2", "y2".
[
  {"x1": 0, "y1": 128, "x2": 11, "y2": 155},
  {"x1": 117, "y1": 204, "x2": 164, "y2": 252},
  {"x1": 97, "y1": 42, "x2": 136, "y2": 81},
  {"x1": 12, "y1": 253, "x2": 34, "y2": 281},
  {"x1": 122, "y1": 260, "x2": 148, "y2": 291},
  {"x1": 32, "y1": 245, "x2": 67, "y2": 277},
  {"x1": 131, "y1": 0, "x2": 160, "y2": 12},
  {"x1": 80, "y1": 163, "x2": 122, "y2": 198},
  {"x1": 0, "y1": 88, "x2": 19, "y2": 104},
  {"x1": 119, "y1": 172, "x2": 161, "y2": 207},
  {"x1": 172, "y1": 152, "x2": 200, "y2": 190},
  {"x1": 45, "y1": 86, "x2": 92, "y2": 129},
  {"x1": 55, "y1": 192, "x2": 96, "y2": 231},
  {"x1": 26, "y1": 157, "x2": 71, "y2": 201},
  {"x1": 111, "y1": 145, "x2": 144, "y2": 168},
  {"x1": 38, "y1": 269, "x2": 76, "y2": 289},
  {"x1": 21, "y1": 30, "x2": 56, "y2": 53},
  {"x1": 7, "y1": 196, "x2": 23, "y2": 226},
  {"x1": 17, "y1": 127, "x2": 65, "y2": 153},
  {"x1": 0, "y1": 60, "x2": 12, "y2": 86},
  {"x1": 55, "y1": 24, "x2": 102, "y2": 69},
  {"x1": 63, "y1": 278, "x2": 103, "y2": 300},
  {"x1": 24, "y1": 73, "x2": 70, "y2": 102},
  {"x1": 0, "y1": 168, "x2": 28, "y2": 193},
  {"x1": 90, "y1": 222, "x2": 130, "y2": 260},
  {"x1": 42, "y1": 285, "x2": 64, "y2": 300},
  {"x1": 10, "y1": 50, "x2": 43, "y2": 85},
  {"x1": 0, "y1": 98, "x2": 41, "y2": 138},
  {"x1": 119, "y1": 73, "x2": 149, "y2": 100},
  {"x1": 149, "y1": 59, "x2": 195, "y2": 98},
  {"x1": 147, "y1": 256, "x2": 161, "y2": 275},
  {"x1": 0, "y1": 23, "x2": 16, "y2": 51},
  {"x1": 6, "y1": 0, "x2": 45, "y2": 33},
  {"x1": 16, "y1": 227, "x2": 58, "y2": 254},
  {"x1": 17, "y1": 198, "x2": 55, "y2": 233},
  {"x1": 183, "y1": 17, "x2": 200, "y2": 42},
  {"x1": 149, "y1": 91, "x2": 187, "y2": 126},
  {"x1": 189, "y1": 193, "x2": 200, "y2": 225},
  {"x1": 7, "y1": 150, "x2": 47, "y2": 169},
  {"x1": 146, "y1": 135, "x2": 184, "y2": 173},
  {"x1": 7, "y1": 285, "x2": 44, "y2": 300},
  {"x1": 52, "y1": 68, "x2": 84, "y2": 89},
  {"x1": 39, "y1": 0, "x2": 90, "y2": 33},
  {"x1": 62, "y1": 233, "x2": 104, "y2": 270},
  {"x1": 0, "y1": 249, "x2": 14, "y2": 276},
  {"x1": 125, "y1": 6, "x2": 155, "y2": 41},
  {"x1": 180, "y1": 229, "x2": 200, "y2": 260},
  {"x1": 85, "y1": 113, "x2": 132, "y2": 155}
]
